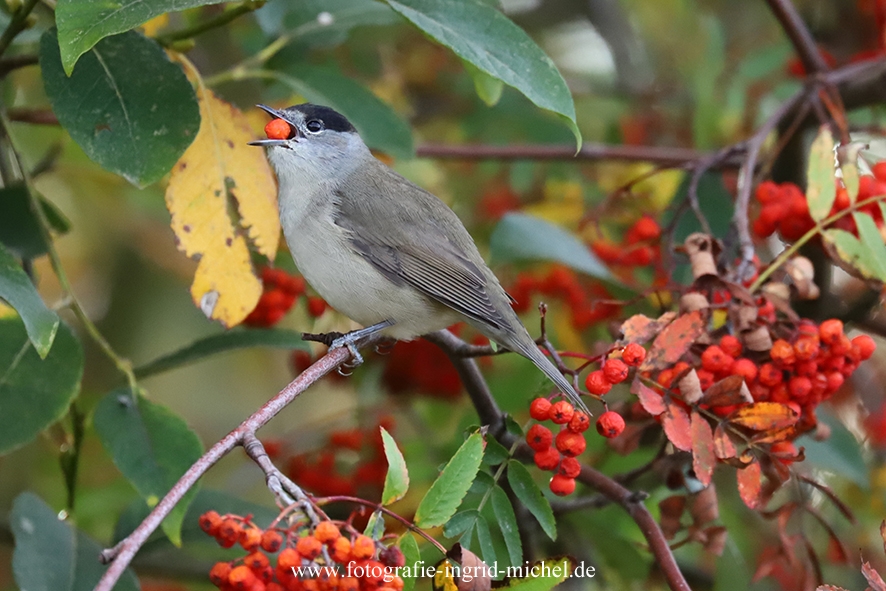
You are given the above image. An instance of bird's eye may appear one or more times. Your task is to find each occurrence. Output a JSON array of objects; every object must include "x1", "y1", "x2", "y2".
[{"x1": 306, "y1": 120, "x2": 323, "y2": 133}]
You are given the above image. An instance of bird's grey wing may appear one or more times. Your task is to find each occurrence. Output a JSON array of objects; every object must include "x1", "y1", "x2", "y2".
[{"x1": 331, "y1": 170, "x2": 512, "y2": 332}]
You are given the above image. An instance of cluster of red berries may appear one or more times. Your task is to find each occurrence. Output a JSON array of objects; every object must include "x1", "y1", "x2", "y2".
[
  {"x1": 507, "y1": 265, "x2": 621, "y2": 330},
  {"x1": 201, "y1": 511, "x2": 405, "y2": 591},
  {"x1": 245, "y1": 267, "x2": 328, "y2": 328},
  {"x1": 286, "y1": 418, "x2": 394, "y2": 499},
  {"x1": 752, "y1": 167, "x2": 886, "y2": 242},
  {"x1": 524, "y1": 343, "x2": 646, "y2": 496},
  {"x1": 590, "y1": 215, "x2": 662, "y2": 268}
]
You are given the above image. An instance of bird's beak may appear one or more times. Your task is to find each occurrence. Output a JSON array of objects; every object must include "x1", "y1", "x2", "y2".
[{"x1": 248, "y1": 104, "x2": 295, "y2": 147}]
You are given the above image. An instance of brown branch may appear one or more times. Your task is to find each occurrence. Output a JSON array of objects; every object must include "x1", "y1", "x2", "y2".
[
  {"x1": 94, "y1": 336, "x2": 383, "y2": 591},
  {"x1": 764, "y1": 0, "x2": 831, "y2": 75},
  {"x1": 8, "y1": 108, "x2": 59, "y2": 125},
  {"x1": 0, "y1": 54, "x2": 38, "y2": 76},
  {"x1": 416, "y1": 143, "x2": 744, "y2": 167},
  {"x1": 427, "y1": 329, "x2": 692, "y2": 591}
]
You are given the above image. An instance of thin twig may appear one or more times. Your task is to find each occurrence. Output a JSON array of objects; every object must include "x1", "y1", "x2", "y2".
[
  {"x1": 93, "y1": 337, "x2": 383, "y2": 591},
  {"x1": 0, "y1": 54, "x2": 38, "y2": 76},
  {"x1": 156, "y1": 1, "x2": 266, "y2": 46},
  {"x1": 0, "y1": 0, "x2": 40, "y2": 59},
  {"x1": 764, "y1": 0, "x2": 831, "y2": 75}
]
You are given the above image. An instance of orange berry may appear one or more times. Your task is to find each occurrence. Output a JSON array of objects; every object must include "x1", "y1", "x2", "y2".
[
  {"x1": 245, "y1": 551, "x2": 270, "y2": 572},
  {"x1": 260, "y1": 530, "x2": 283, "y2": 553},
  {"x1": 730, "y1": 358, "x2": 758, "y2": 383},
  {"x1": 793, "y1": 336, "x2": 820, "y2": 361},
  {"x1": 277, "y1": 548, "x2": 301, "y2": 570},
  {"x1": 852, "y1": 334, "x2": 876, "y2": 360},
  {"x1": 555, "y1": 430, "x2": 586, "y2": 457},
  {"x1": 567, "y1": 411, "x2": 590, "y2": 433},
  {"x1": 331, "y1": 536, "x2": 351, "y2": 563},
  {"x1": 350, "y1": 535, "x2": 376, "y2": 560},
  {"x1": 296, "y1": 535, "x2": 323, "y2": 559},
  {"x1": 390, "y1": 575, "x2": 405, "y2": 591},
  {"x1": 265, "y1": 118, "x2": 292, "y2": 140},
  {"x1": 219, "y1": 518, "x2": 243, "y2": 548},
  {"x1": 596, "y1": 411, "x2": 625, "y2": 438},
  {"x1": 533, "y1": 447, "x2": 560, "y2": 470},
  {"x1": 240, "y1": 527, "x2": 262, "y2": 551},
  {"x1": 558, "y1": 456, "x2": 581, "y2": 478},
  {"x1": 549, "y1": 474, "x2": 576, "y2": 496},
  {"x1": 719, "y1": 335, "x2": 743, "y2": 358},
  {"x1": 548, "y1": 400, "x2": 574, "y2": 424},
  {"x1": 199, "y1": 510, "x2": 222, "y2": 536},
  {"x1": 819, "y1": 319, "x2": 844, "y2": 346},
  {"x1": 228, "y1": 565, "x2": 257, "y2": 590},
  {"x1": 529, "y1": 397, "x2": 552, "y2": 421},
  {"x1": 339, "y1": 577, "x2": 360, "y2": 591},
  {"x1": 314, "y1": 521, "x2": 341, "y2": 544},
  {"x1": 603, "y1": 359, "x2": 629, "y2": 384},
  {"x1": 770, "y1": 339, "x2": 796, "y2": 367},
  {"x1": 526, "y1": 424, "x2": 553, "y2": 451},
  {"x1": 585, "y1": 370, "x2": 611, "y2": 395},
  {"x1": 622, "y1": 343, "x2": 646, "y2": 366},
  {"x1": 209, "y1": 561, "x2": 233, "y2": 586}
]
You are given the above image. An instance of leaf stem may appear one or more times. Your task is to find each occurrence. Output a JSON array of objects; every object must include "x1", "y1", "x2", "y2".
[
  {"x1": 749, "y1": 193, "x2": 886, "y2": 291},
  {"x1": 156, "y1": 1, "x2": 266, "y2": 47},
  {"x1": 0, "y1": 0, "x2": 40, "y2": 59}
]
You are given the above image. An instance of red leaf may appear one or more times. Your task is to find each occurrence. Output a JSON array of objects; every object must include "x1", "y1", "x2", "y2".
[
  {"x1": 658, "y1": 495, "x2": 686, "y2": 540},
  {"x1": 737, "y1": 459, "x2": 763, "y2": 509},
  {"x1": 713, "y1": 423, "x2": 737, "y2": 459},
  {"x1": 662, "y1": 400, "x2": 692, "y2": 451},
  {"x1": 691, "y1": 411, "x2": 715, "y2": 486},
  {"x1": 619, "y1": 312, "x2": 676, "y2": 344},
  {"x1": 631, "y1": 376, "x2": 665, "y2": 416},
  {"x1": 700, "y1": 375, "x2": 751, "y2": 407},
  {"x1": 640, "y1": 310, "x2": 707, "y2": 371},
  {"x1": 863, "y1": 559, "x2": 886, "y2": 591}
]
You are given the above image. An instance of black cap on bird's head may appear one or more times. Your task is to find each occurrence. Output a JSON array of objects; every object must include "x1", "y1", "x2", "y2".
[{"x1": 249, "y1": 103, "x2": 356, "y2": 148}]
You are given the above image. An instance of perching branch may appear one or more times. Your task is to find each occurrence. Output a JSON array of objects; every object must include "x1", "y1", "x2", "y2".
[
  {"x1": 764, "y1": 0, "x2": 831, "y2": 75},
  {"x1": 426, "y1": 329, "x2": 692, "y2": 591},
  {"x1": 93, "y1": 336, "x2": 384, "y2": 591}
]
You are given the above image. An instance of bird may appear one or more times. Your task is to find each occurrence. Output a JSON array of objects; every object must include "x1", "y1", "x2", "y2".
[{"x1": 249, "y1": 103, "x2": 586, "y2": 413}]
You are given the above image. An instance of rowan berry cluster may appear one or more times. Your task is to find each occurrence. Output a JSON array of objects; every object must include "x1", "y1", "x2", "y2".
[
  {"x1": 525, "y1": 343, "x2": 646, "y2": 496},
  {"x1": 752, "y1": 166, "x2": 886, "y2": 242},
  {"x1": 507, "y1": 265, "x2": 621, "y2": 329},
  {"x1": 590, "y1": 215, "x2": 662, "y2": 268},
  {"x1": 200, "y1": 511, "x2": 405, "y2": 591},
  {"x1": 245, "y1": 267, "x2": 328, "y2": 328}
]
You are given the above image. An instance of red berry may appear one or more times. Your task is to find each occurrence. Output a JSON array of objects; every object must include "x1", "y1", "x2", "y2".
[
  {"x1": 526, "y1": 424, "x2": 554, "y2": 451},
  {"x1": 852, "y1": 334, "x2": 876, "y2": 360},
  {"x1": 265, "y1": 118, "x2": 292, "y2": 140},
  {"x1": 697, "y1": 369, "x2": 715, "y2": 391},
  {"x1": 567, "y1": 411, "x2": 591, "y2": 433},
  {"x1": 872, "y1": 161, "x2": 886, "y2": 182},
  {"x1": 209, "y1": 561, "x2": 233, "y2": 586},
  {"x1": 558, "y1": 456, "x2": 581, "y2": 478},
  {"x1": 529, "y1": 397, "x2": 552, "y2": 421},
  {"x1": 277, "y1": 548, "x2": 301, "y2": 570},
  {"x1": 555, "y1": 430, "x2": 587, "y2": 457},
  {"x1": 770, "y1": 339, "x2": 796, "y2": 367},
  {"x1": 549, "y1": 400, "x2": 575, "y2": 424},
  {"x1": 758, "y1": 363, "x2": 783, "y2": 387},
  {"x1": 380, "y1": 545, "x2": 406, "y2": 568},
  {"x1": 244, "y1": 551, "x2": 270, "y2": 572},
  {"x1": 596, "y1": 411, "x2": 625, "y2": 438},
  {"x1": 719, "y1": 334, "x2": 743, "y2": 358},
  {"x1": 549, "y1": 474, "x2": 576, "y2": 496},
  {"x1": 585, "y1": 370, "x2": 611, "y2": 395},
  {"x1": 622, "y1": 343, "x2": 646, "y2": 366},
  {"x1": 306, "y1": 296, "x2": 327, "y2": 318},
  {"x1": 199, "y1": 510, "x2": 222, "y2": 536},
  {"x1": 626, "y1": 215, "x2": 661, "y2": 243},
  {"x1": 793, "y1": 336, "x2": 820, "y2": 361},
  {"x1": 730, "y1": 358, "x2": 758, "y2": 383},
  {"x1": 533, "y1": 447, "x2": 560, "y2": 470},
  {"x1": 260, "y1": 530, "x2": 283, "y2": 553},
  {"x1": 788, "y1": 376, "x2": 812, "y2": 402},
  {"x1": 701, "y1": 346, "x2": 733, "y2": 374},
  {"x1": 819, "y1": 319, "x2": 844, "y2": 346},
  {"x1": 603, "y1": 359, "x2": 629, "y2": 384}
]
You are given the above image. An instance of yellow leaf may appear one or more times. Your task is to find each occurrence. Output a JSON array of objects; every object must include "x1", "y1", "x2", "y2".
[
  {"x1": 142, "y1": 14, "x2": 169, "y2": 37},
  {"x1": 524, "y1": 179, "x2": 584, "y2": 227},
  {"x1": 166, "y1": 88, "x2": 280, "y2": 327}
]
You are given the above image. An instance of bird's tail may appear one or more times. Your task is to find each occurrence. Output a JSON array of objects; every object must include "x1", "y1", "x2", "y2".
[{"x1": 513, "y1": 339, "x2": 590, "y2": 415}]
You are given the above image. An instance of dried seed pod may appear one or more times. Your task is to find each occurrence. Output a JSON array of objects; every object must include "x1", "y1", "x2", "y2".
[
  {"x1": 683, "y1": 233, "x2": 719, "y2": 279},
  {"x1": 680, "y1": 292, "x2": 710, "y2": 313}
]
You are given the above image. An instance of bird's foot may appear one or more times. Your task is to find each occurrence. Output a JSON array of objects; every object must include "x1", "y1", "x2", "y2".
[{"x1": 327, "y1": 320, "x2": 394, "y2": 374}]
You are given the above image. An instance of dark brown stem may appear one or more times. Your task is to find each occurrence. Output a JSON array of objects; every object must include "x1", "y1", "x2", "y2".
[
  {"x1": 0, "y1": 54, "x2": 38, "y2": 76},
  {"x1": 7, "y1": 108, "x2": 59, "y2": 125},
  {"x1": 416, "y1": 143, "x2": 743, "y2": 166},
  {"x1": 764, "y1": 0, "x2": 830, "y2": 75},
  {"x1": 94, "y1": 337, "x2": 382, "y2": 591},
  {"x1": 427, "y1": 330, "x2": 692, "y2": 591}
]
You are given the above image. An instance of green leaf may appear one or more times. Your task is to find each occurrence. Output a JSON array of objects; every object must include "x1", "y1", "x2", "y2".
[
  {"x1": 55, "y1": 0, "x2": 218, "y2": 75},
  {"x1": 491, "y1": 485, "x2": 522, "y2": 568},
  {"x1": 463, "y1": 59, "x2": 503, "y2": 106},
  {"x1": 490, "y1": 213, "x2": 612, "y2": 281},
  {"x1": 498, "y1": 556, "x2": 577, "y2": 591},
  {"x1": 823, "y1": 218, "x2": 886, "y2": 281},
  {"x1": 398, "y1": 532, "x2": 421, "y2": 591},
  {"x1": 11, "y1": 492, "x2": 140, "y2": 591},
  {"x1": 474, "y1": 515, "x2": 497, "y2": 566},
  {"x1": 382, "y1": 0, "x2": 580, "y2": 145},
  {"x1": 806, "y1": 126, "x2": 837, "y2": 222},
  {"x1": 381, "y1": 427, "x2": 410, "y2": 505},
  {"x1": 257, "y1": 0, "x2": 399, "y2": 45},
  {"x1": 0, "y1": 243, "x2": 59, "y2": 358},
  {"x1": 271, "y1": 64, "x2": 414, "y2": 159},
  {"x1": 134, "y1": 328, "x2": 310, "y2": 379},
  {"x1": 0, "y1": 184, "x2": 70, "y2": 259},
  {"x1": 443, "y1": 508, "x2": 479, "y2": 538},
  {"x1": 0, "y1": 319, "x2": 81, "y2": 453},
  {"x1": 364, "y1": 510, "x2": 386, "y2": 538},
  {"x1": 94, "y1": 388, "x2": 204, "y2": 545},
  {"x1": 801, "y1": 411, "x2": 868, "y2": 489},
  {"x1": 482, "y1": 438, "x2": 510, "y2": 466},
  {"x1": 415, "y1": 431, "x2": 485, "y2": 528},
  {"x1": 40, "y1": 29, "x2": 200, "y2": 188},
  {"x1": 506, "y1": 460, "x2": 556, "y2": 540}
]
